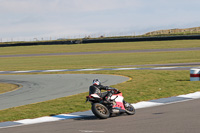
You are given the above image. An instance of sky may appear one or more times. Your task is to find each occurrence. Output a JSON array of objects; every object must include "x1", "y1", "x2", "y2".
[{"x1": 0, "y1": 0, "x2": 200, "y2": 42}]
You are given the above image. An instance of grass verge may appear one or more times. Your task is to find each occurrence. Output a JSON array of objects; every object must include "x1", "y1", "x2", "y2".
[
  {"x1": 0, "y1": 51, "x2": 200, "y2": 71},
  {"x1": 0, "y1": 70, "x2": 199, "y2": 122},
  {"x1": 0, "y1": 83, "x2": 19, "y2": 94},
  {"x1": 0, "y1": 40, "x2": 200, "y2": 55}
]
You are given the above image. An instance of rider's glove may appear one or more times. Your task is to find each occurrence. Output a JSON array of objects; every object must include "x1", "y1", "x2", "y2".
[
  {"x1": 108, "y1": 90, "x2": 114, "y2": 94},
  {"x1": 105, "y1": 86, "x2": 109, "y2": 90}
]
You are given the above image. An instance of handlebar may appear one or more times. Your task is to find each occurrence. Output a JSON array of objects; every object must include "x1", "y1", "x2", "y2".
[{"x1": 107, "y1": 89, "x2": 120, "y2": 94}]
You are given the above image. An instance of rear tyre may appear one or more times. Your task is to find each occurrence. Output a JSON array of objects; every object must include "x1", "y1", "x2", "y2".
[{"x1": 92, "y1": 103, "x2": 110, "y2": 119}]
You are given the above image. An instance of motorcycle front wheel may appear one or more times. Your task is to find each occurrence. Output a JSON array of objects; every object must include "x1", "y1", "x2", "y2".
[
  {"x1": 124, "y1": 102, "x2": 135, "y2": 115},
  {"x1": 92, "y1": 103, "x2": 110, "y2": 119}
]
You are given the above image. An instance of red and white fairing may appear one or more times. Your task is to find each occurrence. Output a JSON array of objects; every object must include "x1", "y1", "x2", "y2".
[{"x1": 111, "y1": 93, "x2": 125, "y2": 110}]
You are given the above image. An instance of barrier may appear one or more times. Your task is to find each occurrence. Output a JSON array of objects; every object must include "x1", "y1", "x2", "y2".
[
  {"x1": 1, "y1": 35, "x2": 200, "y2": 47},
  {"x1": 190, "y1": 68, "x2": 200, "y2": 81}
]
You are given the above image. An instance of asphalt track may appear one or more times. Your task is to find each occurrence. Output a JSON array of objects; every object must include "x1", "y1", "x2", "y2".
[
  {"x1": 0, "y1": 74, "x2": 129, "y2": 110},
  {"x1": 0, "y1": 47, "x2": 200, "y2": 58},
  {"x1": 1, "y1": 98, "x2": 200, "y2": 133}
]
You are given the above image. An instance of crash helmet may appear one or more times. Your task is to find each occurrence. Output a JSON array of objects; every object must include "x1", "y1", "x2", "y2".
[{"x1": 93, "y1": 79, "x2": 101, "y2": 85}]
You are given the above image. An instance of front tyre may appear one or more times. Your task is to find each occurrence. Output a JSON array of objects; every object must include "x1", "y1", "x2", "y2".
[
  {"x1": 92, "y1": 103, "x2": 110, "y2": 119},
  {"x1": 124, "y1": 102, "x2": 135, "y2": 115}
]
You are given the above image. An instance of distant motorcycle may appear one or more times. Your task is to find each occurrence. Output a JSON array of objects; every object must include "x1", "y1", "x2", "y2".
[{"x1": 86, "y1": 89, "x2": 135, "y2": 119}]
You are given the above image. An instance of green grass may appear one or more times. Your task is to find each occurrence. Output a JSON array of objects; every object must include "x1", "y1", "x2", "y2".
[
  {"x1": 0, "y1": 70, "x2": 199, "y2": 122},
  {"x1": 0, "y1": 51, "x2": 200, "y2": 71},
  {"x1": 0, "y1": 40, "x2": 200, "y2": 55},
  {"x1": 0, "y1": 83, "x2": 19, "y2": 94}
]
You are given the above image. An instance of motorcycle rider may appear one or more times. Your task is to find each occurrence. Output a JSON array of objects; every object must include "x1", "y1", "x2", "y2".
[{"x1": 89, "y1": 79, "x2": 117, "y2": 103}]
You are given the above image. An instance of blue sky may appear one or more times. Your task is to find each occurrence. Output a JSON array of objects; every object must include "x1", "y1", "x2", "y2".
[{"x1": 0, "y1": 0, "x2": 200, "y2": 41}]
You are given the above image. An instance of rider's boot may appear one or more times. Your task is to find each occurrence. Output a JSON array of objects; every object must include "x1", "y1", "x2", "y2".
[{"x1": 105, "y1": 92, "x2": 113, "y2": 104}]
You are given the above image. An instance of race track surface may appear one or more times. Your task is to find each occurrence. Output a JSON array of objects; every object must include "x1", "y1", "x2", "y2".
[
  {"x1": 1, "y1": 98, "x2": 200, "y2": 133},
  {"x1": 0, "y1": 74, "x2": 129, "y2": 110}
]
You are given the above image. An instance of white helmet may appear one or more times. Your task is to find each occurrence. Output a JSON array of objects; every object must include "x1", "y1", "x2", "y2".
[{"x1": 93, "y1": 79, "x2": 101, "y2": 85}]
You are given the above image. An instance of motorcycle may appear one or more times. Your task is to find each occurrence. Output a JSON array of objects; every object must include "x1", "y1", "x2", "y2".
[{"x1": 86, "y1": 89, "x2": 135, "y2": 119}]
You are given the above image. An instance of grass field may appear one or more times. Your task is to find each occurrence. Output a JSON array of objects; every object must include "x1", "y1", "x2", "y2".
[
  {"x1": 0, "y1": 40, "x2": 200, "y2": 55},
  {"x1": 0, "y1": 40, "x2": 200, "y2": 122},
  {"x1": 0, "y1": 83, "x2": 19, "y2": 94},
  {"x1": 0, "y1": 51, "x2": 200, "y2": 71}
]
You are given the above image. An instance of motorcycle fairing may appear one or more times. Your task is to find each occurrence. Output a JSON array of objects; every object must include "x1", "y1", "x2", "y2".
[{"x1": 111, "y1": 93, "x2": 125, "y2": 110}]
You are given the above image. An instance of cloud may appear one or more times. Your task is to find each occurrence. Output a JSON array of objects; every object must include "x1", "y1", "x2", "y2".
[
  {"x1": 0, "y1": 0, "x2": 200, "y2": 41},
  {"x1": 0, "y1": 0, "x2": 141, "y2": 13}
]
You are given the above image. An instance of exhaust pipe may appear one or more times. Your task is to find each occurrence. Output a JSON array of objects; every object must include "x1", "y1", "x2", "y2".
[
  {"x1": 112, "y1": 109, "x2": 120, "y2": 114},
  {"x1": 112, "y1": 108, "x2": 126, "y2": 114}
]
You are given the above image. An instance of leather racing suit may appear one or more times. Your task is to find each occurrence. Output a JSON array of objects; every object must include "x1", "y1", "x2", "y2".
[{"x1": 89, "y1": 84, "x2": 115, "y2": 100}]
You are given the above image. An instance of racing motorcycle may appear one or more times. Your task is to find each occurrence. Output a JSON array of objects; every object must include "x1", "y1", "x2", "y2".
[{"x1": 86, "y1": 89, "x2": 135, "y2": 119}]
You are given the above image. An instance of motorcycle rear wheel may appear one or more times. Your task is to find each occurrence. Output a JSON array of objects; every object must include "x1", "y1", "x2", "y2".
[{"x1": 92, "y1": 103, "x2": 110, "y2": 119}]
